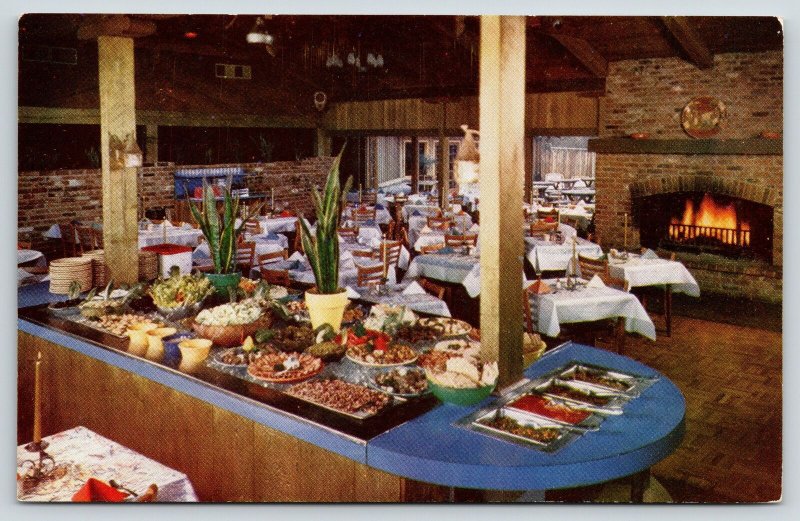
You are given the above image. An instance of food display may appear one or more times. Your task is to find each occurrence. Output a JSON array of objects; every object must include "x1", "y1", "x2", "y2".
[
  {"x1": 265, "y1": 324, "x2": 316, "y2": 353},
  {"x1": 287, "y1": 379, "x2": 390, "y2": 418},
  {"x1": 79, "y1": 282, "x2": 143, "y2": 319},
  {"x1": 195, "y1": 301, "x2": 262, "y2": 326},
  {"x1": 149, "y1": 272, "x2": 214, "y2": 310},
  {"x1": 559, "y1": 365, "x2": 635, "y2": 393},
  {"x1": 90, "y1": 313, "x2": 159, "y2": 337},
  {"x1": 433, "y1": 338, "x2": 481, "y2": 358},
  {"x1": 370, "y1": 367, "x2": 428, "y2": 397},
  {"x1": 247, "y1": 352, "x2": 324, "y2": 383},
  {"x1": 475, "y1": 411, "x2": 565, "y2": 446},
  {"x1": 341, "y1": 305, "x2": 365, "y2": 324},
  {"x1": 305, "y1": 341, "x2": 347, "y2": 362},
  {"x1": 417, "y1": 350, "x2": 460, "y2": 372},
  {"x1": 507, "y1": 394, "x2": 590, "y2": 425},
  {"x1": 346, "y1": 341, "x2": 417, "y2": 367},
  {"x1": 363, "y1": 304, "x2": 417, "y2": 335},
  {"x1": 539, "y1": 382, "x2": 613, "y2": 407},
  {"x1": 417, "y1": 317, "x2": 471, "y2": 337},
  {"x1": 394, "y1": 323, "x2": 442, "y2": 344},
  {"x1": 426, "y1": 356, "x2": 498, "y2": 389}
]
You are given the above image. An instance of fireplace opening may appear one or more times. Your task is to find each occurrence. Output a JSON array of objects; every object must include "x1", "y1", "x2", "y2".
[{"x1": 635, "y1": 191, "x2": 773, "y2": 262}]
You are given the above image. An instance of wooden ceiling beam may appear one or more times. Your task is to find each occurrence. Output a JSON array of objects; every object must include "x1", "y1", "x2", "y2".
[
  {"x1": 660, "y1": 16, "x2": 714, "y2": 69},
  {"x1": 548, "y1": 33, "x2": 608, "y2": 77}
]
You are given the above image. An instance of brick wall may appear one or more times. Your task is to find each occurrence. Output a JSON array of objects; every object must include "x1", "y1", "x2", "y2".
[
  {"x1": 18, "y1": 156, "x2": 335, "y2": 257},
  {"x1": 601, "y1": 51, "x2": 783, "y2": 138},
  {"x1": 594, "y1": 51, "x2": 783, "y2": 302}
]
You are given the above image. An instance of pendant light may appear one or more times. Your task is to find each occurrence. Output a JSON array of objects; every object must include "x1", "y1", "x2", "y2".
[{"x1": 454, "y1": 125, "x2": 480, "y2": 185}]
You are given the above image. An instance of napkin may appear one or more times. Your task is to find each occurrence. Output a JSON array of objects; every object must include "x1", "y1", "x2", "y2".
[
  {"x1": 587, "y1": 274, "x2": 606, "y2": 288},
  {"x1": 641, "y1": 248, "x2": 659, "y2": 259},
  {"x1": 345, "y1": 286, "x2": 361, "y2": 299},
  {"x1": 574, "y1": 179, "x2": 587, "y2": 188},
  {"x1": 180, "y1": 222, "x2": 193, "y2": 230},
  {"x1": 577, "y1": 199, "x2": 586, "y2": 206},
  {"x1": 72, "y1": 478, "x2": 129, "y2": 502},
  {"x1": 402, "y1": 281, "x2": 426, "y2": 295},
  {"x1": 527, "y1": 279, "x2": 553, "y2": 294},
  {"x1": 368, "y1": 237, "x2": 381, "y2": 248},
  {"x1": 411, "y1": 210, "x2": 422, "y2": 217},
  {"x1": 288, "y1": 251, "x2": 305, "y2": 262}
]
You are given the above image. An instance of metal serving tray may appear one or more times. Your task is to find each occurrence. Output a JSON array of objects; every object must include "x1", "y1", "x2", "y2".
[
  {"x1": 556, "y1": 362, "x2": 656, "y2": 397},
  {"x1": 469, "y1": 407, "x2": 579, "y2": 452}
]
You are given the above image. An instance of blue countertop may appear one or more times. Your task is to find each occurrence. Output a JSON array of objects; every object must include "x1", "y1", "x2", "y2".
[{"x1": 18, "y1": 282, "x2": 685, "y2": 491}]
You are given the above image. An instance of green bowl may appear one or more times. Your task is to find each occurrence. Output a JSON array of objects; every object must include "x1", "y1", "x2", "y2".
[{"x1": 427, "y1": 378, "x2": 495, "y2": 406}]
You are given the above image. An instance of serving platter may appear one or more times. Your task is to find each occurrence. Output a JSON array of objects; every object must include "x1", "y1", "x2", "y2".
[
  {"x1": 470, "y1": 408, "x2": 578, "y2": 452},
  {"x1": 417, "y1": 317, "x2": 472, "y2": 337},
  {"x1": 345, "y1": 351, "x2": 418, "y2": 368},
  {"x1": 366, "y1": 367, "x2": 429, "y2": 398}
]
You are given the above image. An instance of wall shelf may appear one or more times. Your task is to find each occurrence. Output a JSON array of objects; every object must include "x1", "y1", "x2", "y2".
[{"x1": 588, "y1": 138, "x2": 782, "y2": 156}]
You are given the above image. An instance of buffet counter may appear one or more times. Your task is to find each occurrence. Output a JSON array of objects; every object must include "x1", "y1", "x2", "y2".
[{"x1": 18, "y1": 282, "x2": 685, "y2": 501}]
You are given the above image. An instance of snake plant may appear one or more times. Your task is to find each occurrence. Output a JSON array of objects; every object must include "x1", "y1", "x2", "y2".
[
  {"x1": 187, "y1": 180, "x2": 264, "y2": 274},
  {"x1": 299, "y1": 149, "x2": 352, "y2": 294}
]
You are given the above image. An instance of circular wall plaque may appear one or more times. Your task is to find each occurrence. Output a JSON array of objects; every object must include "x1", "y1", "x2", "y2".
[{"x1": 681, "y1": 96, "x2": 726, "y2": 138}]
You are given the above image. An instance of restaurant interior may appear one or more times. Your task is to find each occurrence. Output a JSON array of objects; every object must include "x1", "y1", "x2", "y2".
[{"x1": 16, "y1": 13, "x2": 783, "y2": 504}]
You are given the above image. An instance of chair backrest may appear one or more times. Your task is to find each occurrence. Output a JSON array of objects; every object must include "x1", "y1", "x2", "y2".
[
  {"x1": 362, "y1": 192, "x2": 377, "y2": 205},
  {"x1": 536, "y1": 208, "x2": 559, "y2": 221},
  {"x1": 418, "y1": 277, "x2": 446, "y2": 300},
  {"x1": 578, "y1": 254, "x2": 629, "y2": 291},
  {"x1": 387, "y1": 220, "x2": 396, "y2": 240},
  {"x1": 353, "y1": 208, "x2": 376, "y2": 224},
  {"x1": 351, "y1": 249, "x2": 377, "y2": 260},
  {"x1": 356, "y1": 263, "x2": 385, "y2": 288},
  {"x1": 236, "y1": 241, "x2": 256, "y2": 271},
  {"x1": 560, "y1": 215, "x2": 581, "y2": 229},
  {"x1": 399, "y1": 226, "x2": 411, "y2": 249},
  {"x1": 427, "y1": 216, "x2": 451, "y2": 230},
  {"x1": 419, "y1": 243, "x2": 445, "y2": 254},
  {"x1": 338, "y1": 226, "x2": 359, "y2": 239},
  {"x1": 245, "y1": 220, "x2": 261, "y2": 236},
  {"x1": 530, "y1": 221, "x2": 559, "y2": 235},
  {"x1": 75, "y1": 225, "x2": 96, "y2": 253},
  {"x1": 380, "y1": 240, "x2": 402, "y2": 267},
  {"x1": 444, "y1": 234, "x2": 465, "y2": 247},
  {"x1": 59, "y1": 223, "x2": 78, "y2": 257},
  {"x1": 261, "y1": 268, "x2": 290, "y2": 287},
  {"x1": 257, "y1": 249, "x2": 288, "y2": 267},
  {"x1": 522, "y1": 284, "x2": 539, "y2": 334}
]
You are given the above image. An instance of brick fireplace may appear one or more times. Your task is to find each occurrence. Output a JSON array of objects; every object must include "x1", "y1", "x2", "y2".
[{"x1": 590, "y1": 51, "x2": 782, "y2": 303}]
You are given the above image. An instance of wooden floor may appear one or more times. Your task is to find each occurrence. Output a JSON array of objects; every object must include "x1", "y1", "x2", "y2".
[{"x1": 609, "y1": 312, "x2": 782, "y2": 502}]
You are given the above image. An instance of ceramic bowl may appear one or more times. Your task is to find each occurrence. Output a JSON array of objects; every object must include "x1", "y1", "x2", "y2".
[
  {"x1": 191, "y1": 315, "x2": 271, "y2": 348},
  {"x1": 426, "y1": 379, "x2": 495, "y2": 406},
  {"x1": 177, "y1": 338, "x2": 213, "y2": 370}
]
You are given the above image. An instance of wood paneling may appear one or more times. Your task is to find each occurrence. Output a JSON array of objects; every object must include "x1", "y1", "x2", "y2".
[
  {"x1": 17, "y1": 331, "x2": 425, "y2": 502},
  {"x1": 323, "y1": 91, "x2": 597, "y2": 134}
]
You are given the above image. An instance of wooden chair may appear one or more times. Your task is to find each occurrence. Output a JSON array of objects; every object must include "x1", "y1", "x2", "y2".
[
  {"x1": 245, "y1": 220, "x2": 261, "y2": 236},
  {"x1": 355, "y1": 263, "x2": 385, "y2": 288},
  {"x1": 387, "y1": 220, "x2": 396, "y2": 241},
  {"x1": 537, "y1": 208, "x2": 559, "y2": 221},
  {"x1": 59, "y1": 223, "x2": 79, "y2": 257},
  {"x1": 398, "y1": 226, "x2": 411, "y2": 250},
  {"x1": 293, "y1": 220, "x2": 305, "y2": 254},
  {"x1": 351, "y1": 249, "x2": 377, "y2": 261},
  {"x1": 419, "y1": 243, "x2": 445, "y2": 254},
  {"x1": 561, "y1": 215, "x2": 581, "y2": 230},
  {"x1": 461, "y1": 234, "x2": 478, "y2": 246},
  {"x1": 236, "y1": 241, "x2": 257, "y2": 274},
  {"x1": 261, "y1": 268, "x2": 290, "y2": 287},
  {"x1": 257, "y1": 249, "x2": 288, "y2": 268},
  {"x1": 530, "y1": 221, "x2": 559, "y2": 235},
  {"x1": 352, "y1": 207, "x2": 376, "y2": 225},
  {"x1": 362, "y1": 192, "x2": 378, "y2": 205},
  {"x1": 427, "y1": 216, "x2": 452, "y2": 230},
  {"x1": 444, "y1": 234, "x2": 466, "y2": 247},
  {"x1": 338, "y1": 226, "x2": 359, "y2": 239},
  {"x1": 418, "y1": 277, "x2": 447, "y2": 301},
  {"x1": 523, "y1": 284, "x2": 538, "y2": 335},
  {"x1": 75, "y1": 225, "x2": 97, "y2": 254},
  {"x1": 577, "y1": 254, "x2": 627, "y2": 290}
]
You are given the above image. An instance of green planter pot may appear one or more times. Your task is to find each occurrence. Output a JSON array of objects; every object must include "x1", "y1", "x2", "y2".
[{"x1": 206, "y1": 272, "x2": 241, "y2": 298}]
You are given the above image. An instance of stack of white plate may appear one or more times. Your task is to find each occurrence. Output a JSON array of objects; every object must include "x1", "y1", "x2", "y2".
[
  {"x1": 49, "y1": 257, "x2": 93, "y2": 294},
  {"x1": 82, "y1": 249, "x2": 108, "y2": 287},
  {"x1": 138, "y1": 250, "x2": 159, "y2": 281}
]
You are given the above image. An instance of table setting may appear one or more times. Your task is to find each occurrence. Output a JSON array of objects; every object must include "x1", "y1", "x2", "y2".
[
  {"x1": 349, "y1": 280, "x2": 452, "y2": 317},
  {"x1": 525, "y1": 235, "x2": 603, "y2": 273},
  {"x1": 404, "y1": 249, "x2": 482, "y2": 298},
  {"x1": 606, "y1": 250, "x2": 700, "y2": 297}
]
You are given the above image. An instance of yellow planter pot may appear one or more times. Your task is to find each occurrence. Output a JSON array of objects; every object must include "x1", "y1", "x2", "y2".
[{"x1": 305, "y1": 288, "x2": 349, "y2": 333}]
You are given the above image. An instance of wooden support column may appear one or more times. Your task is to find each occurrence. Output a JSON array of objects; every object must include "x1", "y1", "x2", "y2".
[
  {"x1": 315, "y1": 127, "x2": 332, "y2": 157},
  {"x1": 479, "y1": 16, "x2": 526, "y2": 388},
  {"x1": 98, "y1": 36, "x2": 138, "y2": 284},
  {"x1": 410, "y1": 136, "x2": 420, "y2": 194},
  {"x1": 372, "y1": 137, "x2": 379, "y2": 189},
  {"x1": 145, "y1": 124, "x2": 158, "y2": 164},
  {"x1": 438, "y1": 102, "x2": 449, "y2": 208}
]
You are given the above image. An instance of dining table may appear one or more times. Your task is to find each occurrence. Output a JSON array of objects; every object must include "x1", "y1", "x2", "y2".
[
  {"x1": 138, "y1": 226, "x2": 203, "y2": 248},
  {"x1": 525, "y1": 236, "x2": 603, "y2": 273},
  {"x1": 18, "y1": 249, "x2": 45, "y2": 266},
  {"x1": 556, "y1": 206, "x2": 595, "y2": 231},
  {"x1": 256, "y1": 215, "x2": 298, "y2": 234},
  {"x1": 408, "y1": 213, "x2": 474, "y2": 245},
  {"x1": 529, "y1": 278, "x2": 656, "y2": 340},
  {"x1": 561, "y1": 187, "x2": 597, "y2": 203},
  {"x1": 352, "y1": 281, "x2": 452, "y2": 317},
  {"x1": 404, "y1": 251, "x2": 482, "y2": 298},
  {"x1": 343, "y1": 205, "x2": 393, "y2": 225},
  {"x1": 17, "y1": 426, "x2": 198, "y2": 502},
  {"x1": 607, "y1": 254, "x2": 700, "y2": 297}
]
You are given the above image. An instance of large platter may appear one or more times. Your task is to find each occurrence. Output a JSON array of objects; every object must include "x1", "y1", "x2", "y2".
[
  {"x1": 416, "y1": 317, "x2": 472, "y2": 337},
  {"x1": 366, "y1": 367, "x2": 429, "y2": 398},
  {"x1": 247, "y1": 353, "x2": 324, "y2": 383},
  {"x1": 470, "y1": 408, "x2": 576, "y2": 452},
  {"x1": 345, "y1": 351, "x2": 418, "y2": 368},
  {"x1": 286, "y1": 378, "x2": 390, "y2": 420}
]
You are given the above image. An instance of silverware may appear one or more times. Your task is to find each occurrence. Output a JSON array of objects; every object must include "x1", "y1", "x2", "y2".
[{"x1": 109, "y1": 479, "x2": 139, "y2": 497}]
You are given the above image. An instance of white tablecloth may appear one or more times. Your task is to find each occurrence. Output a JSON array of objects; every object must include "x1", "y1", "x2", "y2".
[
  {"x1": 138, "y1": 228, "x2": 203, "y2": 248},
  {"x1": 524, "y1": 222, "x2": 577, "y2": 239},
  {"x1": 357, "y1": 285, "x2": 451, "y2": 317},
  {"x1": 525, "y1": 237, "x2": 603, "y2": 272},
  {"x1": 244, "y1": 232, "x2": 290, "y2": 249},
  {"x1": 608, "y1": 256, "x2": 700, "y2": 297},
  {"x1": 557, "y1": 207, "x2": 594, "y2": 230},
  {"x1": 403, "y1": 204, "x2": 442, "y2": 221},
  {"x1": 339, "y1": 241, "x2": 411, "y2": 271},
  {"x1": 343, "y1": 206, "x2": 393, "y2": 225},
  {"x1": 530, "y1": 280, "x2": 656, "y2": 340},
  {"x1": 18, "y1": 249, "x2": 44, "y2": 265},
  {"x1": 257, "y1": 216, "x2": 298, "y2": 234},
  {"x1": 408, "y1": 213, "x2": 473, "y2": 245},
  {"x1": 17, "y1": 426, "x2": 198, "y2": 502},
  {"x1": 404, "y1": 252, "x2": 481, "y2": 298}
]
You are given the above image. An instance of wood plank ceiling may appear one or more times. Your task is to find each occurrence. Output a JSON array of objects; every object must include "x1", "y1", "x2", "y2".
[{"x1": 19, "y1": 14, "x2": 782, "y2": 114}]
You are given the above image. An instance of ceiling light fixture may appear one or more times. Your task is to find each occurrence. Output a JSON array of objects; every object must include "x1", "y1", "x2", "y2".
[
  {"x1": 454, "y1": 125, "x2": 480, "y2": 185},
  {"x1": 246, "y1": 16, "x2": 274, "y2": 45}
]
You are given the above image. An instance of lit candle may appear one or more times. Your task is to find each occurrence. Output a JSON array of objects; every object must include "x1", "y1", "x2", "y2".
[
  {"x1": 624, "y1": 213, "x2": 629, "y2": 250},
  {"x1": 33, "y1": 352, "x2": 42, "y2": 444}
]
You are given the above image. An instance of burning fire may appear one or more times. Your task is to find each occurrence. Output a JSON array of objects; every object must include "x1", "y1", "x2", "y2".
[{"x1": 669, "y1": 193, "x2": 750, "y2": 246}]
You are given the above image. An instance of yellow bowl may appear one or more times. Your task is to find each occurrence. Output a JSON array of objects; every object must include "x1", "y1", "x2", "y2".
[
  {"x1": 126, "y1": 322, "x2": 159, "y2": 356},
  {"x1": 145, "y1": 327, "x2": 177, "y2": 361},
  {"x1": 178, "y1": 338, "x2": 213, "y2": 370}
]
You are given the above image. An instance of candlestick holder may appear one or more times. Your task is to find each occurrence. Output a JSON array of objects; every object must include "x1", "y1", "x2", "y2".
[{"x1": 20, "y1": 440, "x2": 56, "y2": 485}]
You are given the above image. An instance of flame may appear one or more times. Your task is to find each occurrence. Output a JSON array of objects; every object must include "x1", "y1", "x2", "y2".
[{"x1": 669, "y1": 193, "x2": 750, "y2": 246}]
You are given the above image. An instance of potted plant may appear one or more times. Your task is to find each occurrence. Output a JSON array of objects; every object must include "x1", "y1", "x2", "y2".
[
  {"x1": 299, "y1": 150, "x2": 353, "y2": 332},
  {"x1": 187, "y1": 179, "x2": 263, "y2": 297}
]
